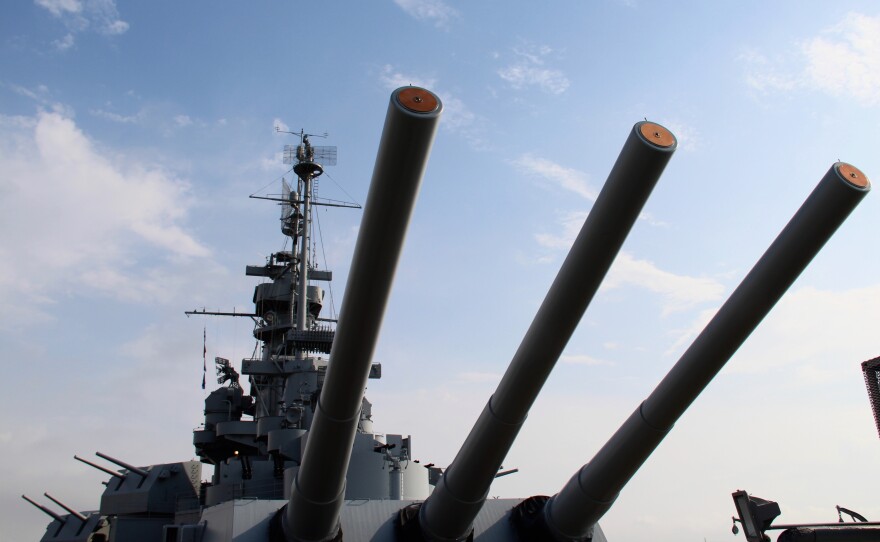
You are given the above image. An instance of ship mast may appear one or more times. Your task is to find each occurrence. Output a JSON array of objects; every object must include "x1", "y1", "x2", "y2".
[
  {"x1": 280, "y1": 131, "x2": 338, "y2": 359},
  {"x1": 292, "y1": 136, "x2": 320, "y2": 352}
]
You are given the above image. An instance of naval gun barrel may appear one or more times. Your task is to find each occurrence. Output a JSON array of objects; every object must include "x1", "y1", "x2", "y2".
[
  {"x1": 21, "y1": 495, "x2": 64, "y2": 523},
  {"x1": 74, "y1": 455, "x2": 125, "y2": 479},
  {"x1": 95, "y1": 451, "x2": 148, "y2": 478},
  {"x1": 419, "y1": 122, "x2": 677, "y2": 541},
  {"x1": 543, "y1": 162, "x2": 871, "y2": 540},
  {"x1": 43, "y1": 492, "x2": 88, "y2": 523},
  {"x1": 283, "y1": 86, "x2": 442, "y2": 542}
]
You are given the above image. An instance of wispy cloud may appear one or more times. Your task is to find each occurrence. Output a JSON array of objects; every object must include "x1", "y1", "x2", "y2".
[
  {"x1": 803, "y1": 12, "x2": 880, "y2": 106},
  {"x1": 52, "y1": 32, "x2": 75, "y2": 51},
  {"x1": 742, "y1": 12, "x2": 880, "y2": 107},
  {"x1": 518, "y1": 155, "x2": 670, "y2": 256},
  {"x1": 660, "y1": 119, "x2": 701, "y2": 152},
  {"x1": 560, "y1": 354, "x2": 614, "y2": 366},
  {"x1": 35, "y1": 0, "x2": 82, "y2": 17},
  {"x1": 34, "y1": 0, "x2": 129, "y2": 50},
  {"x1": 512, "y1": 154, "x2": 597, "y2": 200},
  {"x1": 740, "y1": 49, "x2": 801, "y2": 93},
  {"x1": 91, "y1": 107, "x2": 140, "y2": 123},
  {"x1": 497, "y1": 44, "x2": 570, "y2": 95},
  {"x1": 0, "y1": 108, "x2": 209, "y2": 326},
  {"x1": 533, "y1": 210, "x2": 725, "y2": 314},
  {"x1": 393, "y1": 0, "x2": 458, "y2": 29},
  {"x1": 604, "y1": 253, "x2": 725, "y2": 315},
  {"x1": 173, "y1": 114, "x2": 193, "y2": 127},
  {"x1": 8, "y1": 83, "x2": 52, "y2": 103}
]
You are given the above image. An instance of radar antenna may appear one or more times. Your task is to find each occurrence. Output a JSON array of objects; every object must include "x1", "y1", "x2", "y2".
[{"x1": 278, "y1": 128, "x2": 337, "y2": 169}]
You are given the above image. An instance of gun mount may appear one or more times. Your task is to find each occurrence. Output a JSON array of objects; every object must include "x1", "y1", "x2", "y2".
[{"x1": 23, "y1": 86, "x2": 871, "y2": 542}]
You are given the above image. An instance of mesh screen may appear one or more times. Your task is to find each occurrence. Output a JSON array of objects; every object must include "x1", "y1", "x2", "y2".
[{"x1": 861, "y1": 356, "x2": 880, "y2": 439}]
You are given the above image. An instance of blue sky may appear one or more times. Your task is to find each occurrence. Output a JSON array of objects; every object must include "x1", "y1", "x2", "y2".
[{"x1": 3, "y1": 1, "x2": 880, "y2": 540}]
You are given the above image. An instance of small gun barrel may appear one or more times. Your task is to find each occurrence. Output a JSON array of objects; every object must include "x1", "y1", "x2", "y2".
[
  {"x1": 95, "y1": 451, "x2": 148, "y2": 478},
  {"x1": 419, "y1": 122, "x2": 677, "y2": 540},
  {"x1": 74, "y1": 455, "x2": 125, "y2": 479},
  {"x1": 544, "y1": 162, "x2": 871, "y2": 540},
  {"x1": 21, "y1": 495, "x2": 64, "y2": 523},
  {"x1": 283, "y1": 86, "x2": 442, "y2": 542},
  {"x1": 43, "y1": 492, "x2": 88, "y2": 523}
]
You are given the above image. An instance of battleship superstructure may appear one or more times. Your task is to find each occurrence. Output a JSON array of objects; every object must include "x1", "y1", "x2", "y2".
[{"x1": 23, "y1": 86, "x2": 871, "y2": 542}]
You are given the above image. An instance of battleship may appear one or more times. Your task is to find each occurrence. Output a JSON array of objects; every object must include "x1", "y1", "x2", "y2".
[{"x1": 22, "y1": 85, "x2": 871, "y2": 542}]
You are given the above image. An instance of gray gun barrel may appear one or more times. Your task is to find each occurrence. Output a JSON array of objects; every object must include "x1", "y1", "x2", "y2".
[
  {"x1": 544, "y1": 162, "x2": 871, "y2": 540},
  {"x1": 419, "y1": 122, "x2": 677, "y2": 541},
  {"x1": 22, "y1": 495, "x2": 64, "y2": 523},
  {"x1": 95, "y1": 451, "x2": 148, "y2": 478},
  {"x1": 74, "y1": 455, "x2": 125, "y2": 479},
  {"x1": 43, "y1": 492, "x2": 88, "y2": 523},
  {"x1": 283, "y1": 86, "x2": 442, "y2": 542}
]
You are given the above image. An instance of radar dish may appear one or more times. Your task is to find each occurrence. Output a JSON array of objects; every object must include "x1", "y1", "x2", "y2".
[{"x1": 284, "y1": 144, "x2": 337, "y2": 166}]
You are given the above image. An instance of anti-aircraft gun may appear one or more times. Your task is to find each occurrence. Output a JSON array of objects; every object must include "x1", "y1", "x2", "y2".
[{"x1": 24, "y1": 85, "x2": 871, "y2": 542}]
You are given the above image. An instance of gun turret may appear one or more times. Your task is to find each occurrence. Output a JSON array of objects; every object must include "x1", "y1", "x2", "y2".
[
  {"x1": 540, "y1": 162, "x2": 870, "y2": 540},
  {"x1": 417, "y1": 121, "x2": 677, "y2": 540},
  {"x1": 95, "y1": 451, "x2": 149, "y2": 479},
  {"x1": 282, "y1": 86, "x2": 442, "y2": 542}
]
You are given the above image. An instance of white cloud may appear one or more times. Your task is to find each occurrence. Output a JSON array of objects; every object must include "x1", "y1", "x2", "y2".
[
  {"x1": 0, "y1": 108, "x2": 209, "y2": 326},
  {"x1": 803, "y1": 12, "x2": 880, "y2": 106},
  {"x1": 103, "y1": 18, "x2": 129, "y2": 35},
  {"x1": 52, "y1": 32, "x2": 75, "y2": 51},
  {"x1": 533, "y1": 209, "x2": 724, "y2": 314},
  {"x1": 560, "y1": 354, "x2": 614, "y2": 366},
  {"x1": 742, "y1": 12, "x2": 880, "y2": 107},
  {"x1": 513, "y1": 154, "x2": 597, "y2": 200},
  {"x1": 35, "y1": 0, "x2": 82, "y2": 16},
  {"x1": 35, "y1": 0, "x2": 129, "y2": 47},
  {"x1": 260, "y1": 151, "x2": 285, "y2": 172},
  {"x1": 91, "y1": 108, "x2": 140, "y2": 123},
  {"x1": 603, "y1": 253, "x2": 725, "y2": 315},
  {"x1": 273, "y1": 118, "x2": 290, "y2": 133},
  {"x1": 660, "y1": 119, "x2": 701, "y2": 152},
  {"x1": 174, "y1": 114, "x2": 193, "y2": 127},
  {"x1": 534, "y1": 211, "x2": 587, "y2": 250},
  {"x1": 393, "y1": 0, "x2": 458, "y2": 29},
  {"x1": 497, "y1": 45, "x2": 570, "y2": 95},
  {"x1": 739, "y1": 48, "x2": 805, "y2": 95}
]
